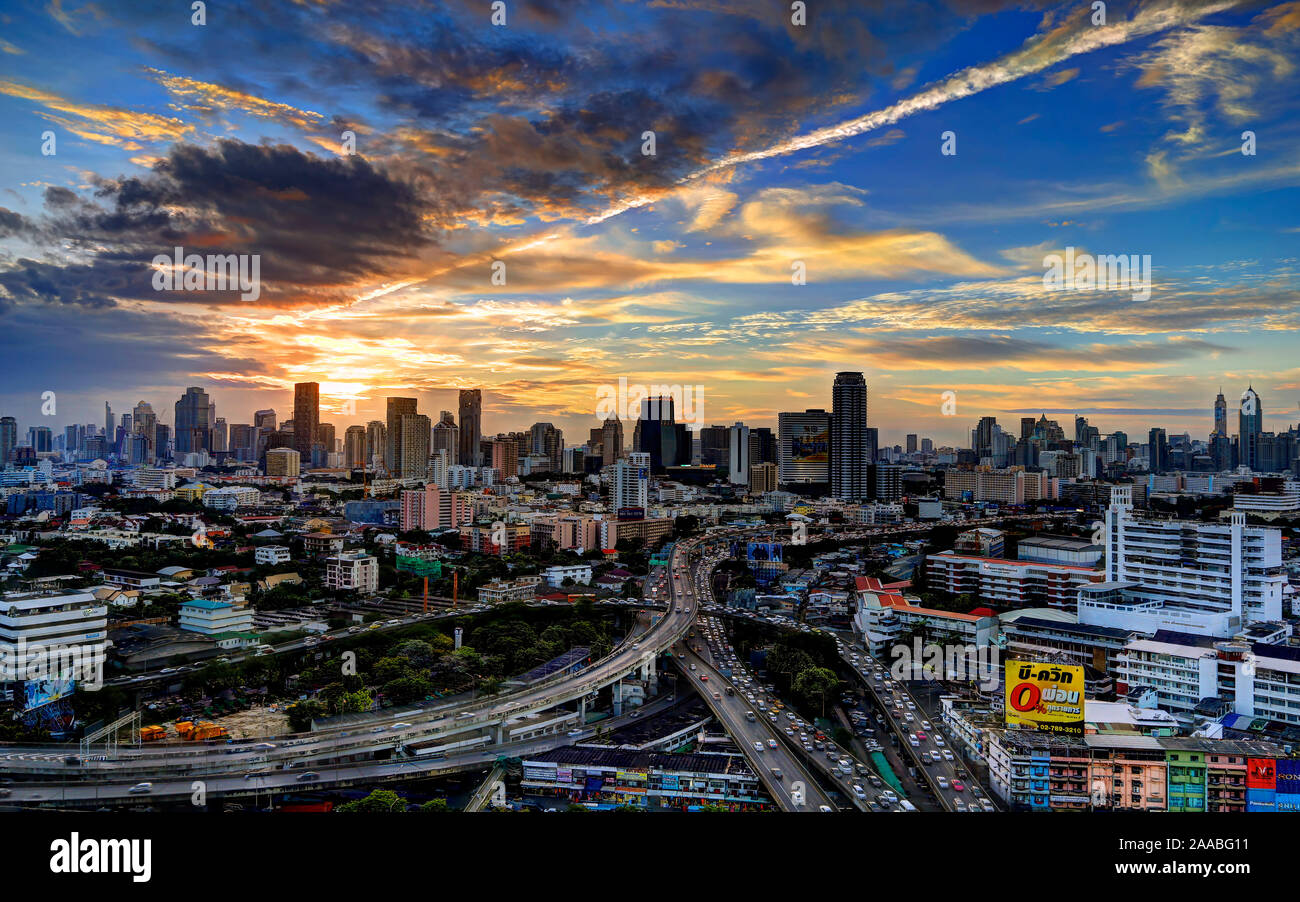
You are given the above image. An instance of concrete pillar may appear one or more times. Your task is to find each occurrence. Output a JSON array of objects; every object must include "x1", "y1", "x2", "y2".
[
  {"x1": 579, "y1": 696, "x2": 587, "y2": 721},
  {"x1": 611, "y1": 680, "x2": 623, "y2": 716}
]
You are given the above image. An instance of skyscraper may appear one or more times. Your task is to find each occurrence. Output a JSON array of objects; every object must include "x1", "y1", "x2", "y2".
[
  {"x1": 344, "y1": 425, "x2": 366, "y2": 467},
  {"x1": 831, "y1": 372, "x2": 869, "y2": 501},
  {"x1": 778, "y1": 409, "x2": 830, "y2": 488},
  {"x1": 432, "y1": 411, "x2": 459, "y2": 464},
  {"x1": 1214, "y1": 388, "x2": 1228, "y2": 437},
  {"x1": 398, "y1": 413, "x2": 431, "y2": 479},
  {"x1": 132, "y1": 400, "x2": 157, "y2": 460},
  {"x1": 0, "y1": 417, "x2": 16, "y2": 464},
  {"x1": 293, "y1": 382, "x2": 320, "y2": 463},
  {"x1": 385, "y1": 397, "x2": 418, "y2": 474},
  {"x1": 727, "y1": 423, "x2": 750, "y2": 485},
  {"x1": 174, "y1": 386, "x2": 212, "y2": 454},
  {"x1": 1240, "y1": 386, "x2": 1263, "y2": 471},
  {"x1": 458, "y1": 389, "x2": 482, "y2": 467},
  {"x1": 365, "y1": 420, "x2": 386, "y2": 469},
  {"x1": 600, "y1": 415, "x2": 624, "y2": 468},
  {"x1": 1148, "y1": 427, "x2": 1169, "y2": 474}
]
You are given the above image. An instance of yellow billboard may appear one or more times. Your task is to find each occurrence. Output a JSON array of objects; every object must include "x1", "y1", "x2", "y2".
[{"x1": 1004, "y1": 660, "x2": 1084, "y2": 735}]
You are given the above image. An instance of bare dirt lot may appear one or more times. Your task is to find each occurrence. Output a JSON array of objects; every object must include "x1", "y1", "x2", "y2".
[{"x1": 215, "y1": 705, "x2": 292, "y2": 739}]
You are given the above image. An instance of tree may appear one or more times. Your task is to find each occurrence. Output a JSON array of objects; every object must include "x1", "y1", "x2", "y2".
[
  {"x1": 793, "y1": 667, "x2": 840, "y2": 718},
  {"x1": 337, "y1": 789, "x2": 408, "y2": 813}
]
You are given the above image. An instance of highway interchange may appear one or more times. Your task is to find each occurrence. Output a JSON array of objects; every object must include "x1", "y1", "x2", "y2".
[{"x1": 0, "y1": 514, "x2": 1051, "y2": 809}]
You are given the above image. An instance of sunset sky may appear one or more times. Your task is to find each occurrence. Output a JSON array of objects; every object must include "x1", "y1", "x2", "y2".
[{"x1": 1, "y1": 0, "x2": 1298, "y2": 447}]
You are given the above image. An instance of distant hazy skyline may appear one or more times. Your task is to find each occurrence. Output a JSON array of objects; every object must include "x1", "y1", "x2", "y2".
[{"x1": 1, "y1": 0, "x2": 1298, "y2": 447}]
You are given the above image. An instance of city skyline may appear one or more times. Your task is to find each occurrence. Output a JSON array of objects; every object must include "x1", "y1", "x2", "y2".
[{"x1": 1, "y1": 1, "x2": 1298, "y2": 448}]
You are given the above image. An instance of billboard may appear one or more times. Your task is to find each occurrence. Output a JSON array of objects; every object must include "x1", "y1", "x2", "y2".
[
  {"x1": 790, "y1": 425, "x2": 829, "y2": 462},
  {"x1": 746, "y1": 542, "x2": 783, "y2": 563},
  {"x1": 1277, "y1": 759, "x2": 1300, "y2": 812},
  {"x1": 1004, "y1": 660, "x2": 1084, "y2": 735},
  {"x1": 22, "y1": 677, "x2": 75, "y2": 713},
  {"x1": 1247, "y1": 757, "x2": 1276, "y2": 790}
]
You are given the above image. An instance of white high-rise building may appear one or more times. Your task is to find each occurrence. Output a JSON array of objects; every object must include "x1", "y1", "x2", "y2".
[
  {"x1": 612, "y1": 452, "x2": 650, "y2": 512},
  {"x1": 1099, "y1": 485, "x2": 1285, "y2": 628},
  {"x1": 727, "y1": 423, "x2": 750, "y2": 485}
]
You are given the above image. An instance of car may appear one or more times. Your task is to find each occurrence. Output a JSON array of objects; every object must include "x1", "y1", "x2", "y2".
[
  {"x1": 700, "y1": 675, "x2": 708, "y2": 682},
  {"x1": 630, "y1": 710, "x2": 641, "y2": 718},
  {"x1": 297, "y1": 772, "x2": 320, "y2": 781},
  {"x1": 767, "y1": 739, "x2": 777, "y2": 749},
  {"x1": 936, "y1": 776, "x2": 949, "y2": 789},
  {"x1": 818, "y1": 805, "x2": 834, "y2": 813},
  {"x1": 934, "y1": 735, "x2": 945, "y2": 747},
  {"x1": 916, "y1": 732, "x2": 927, "y2": 741},
  {"x1": 712, "y1": 692, "x2": 721, "y2": 700},
  {"x1": 852, "y1": 784, "x2": 866, "y2": 799},
  {"x1": 254, "y1": 742, "x2": 277, "y2": 750},
  {"x1": 371, "y1": 725, "x2": 387, "y2": 733},
  {"x1": 566, "y1": 729, "x2": 584, "y2": 736},
  {"x1": 951, "y1": 780, "x2": 965, "y2": 792},
  {"x1": 753, "y1": 741, "x2": 764, "y2": 753},
  {"x1": 942, "y1": 749, "x2": 954, "y2": 761},
  {"x1": 128, "y1": 782, "x2": 152, "y2": 794},
  {"x1": 160, "y1": 667, "x2": 177, "y2": 674},
  {"x1": 391, "y1": 722, "x2": 412, "y2": 729},
  {"x1": 771, "y1": 768, "x2": 784, "y2": 780}
]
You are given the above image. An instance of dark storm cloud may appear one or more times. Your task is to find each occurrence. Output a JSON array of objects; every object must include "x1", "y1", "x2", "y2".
[{"x1": 1, "y1": 140, "x2": 438, "y2": 308}]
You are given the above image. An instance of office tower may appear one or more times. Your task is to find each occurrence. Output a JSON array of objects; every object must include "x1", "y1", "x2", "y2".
[
  {"x1": 749, "y1": 461, "x2": 777, "y2": 494},
  {"x1": 921, "y1": 437, "x2": 933, "y2": 454},
  {"x1": 1148, "y1": 427, "x2": 1169, "y2": 474},
  {"x1": 636, "y1": 395, "x2": 686, "y2": 473},
  {"x1": 1240, "y1": 386, "x2": 1263, "y2": 471},
  {"x1": 315, "y1": 422, "x2": 335, "y2": 456},
  {"x1": 0, "y1": 417, "x2": 15, "y2": 464},
  {"x1": 365, "y1": 420, "x2": 386, "y2": 469},
  {"x1": 385, "y1": 397, "x2": 418, "y2": 473},
  {"x1": 432, "y1": 411, "x2": 459, "y2": 464},
  {"x1": 778, "y1": 409, "x2": 831, "y2": 487},
  {"x1": 866, "y1": 427, "x2": 879, "y2": 465},
  {"x1": 211, "y1": 417, "x2": 228, "y2": 453},
  {"x1": 398, "y1": 413, "x2": 431, "y2": 479},
  {"x1": 154, "y1": 424, "x2": 171, "y2": 459},
  {"x1": 973, "y1": 416, "x2": 998, "y2": 459},
  {"x1": 344, "y1": 425, "x2": 366, "y2": 468},
  {"x1": 906, "y1": 434, "x2": 918, "y2": 455},
  {"x1": 104, "y1": 402, "x2": 112, "y2": 440},
  {"x1": 173, "y1": 386, "x2": 212, "y2": 454},
  {"x1": 229, "y1": 424, "x2": 254, "y2": 461},
  {"x1": 265, "y1": 447, "x2": 301, "y2": 476},
  {"x1": 1020, "y1": 417, "x2": 1035, "y2": 441},
  {"x1": 727, "y1": 423, "x2": 750, "y2": 485},
  {"x1": 612, "y1": 452, "x2": 650, "y2": 512},
  {"x1": 253, "y1": 409, "x2": 277, "y2": 431},
  {"x1": 873, "y1": 463, "x2": 903, "y2": 502},
  {"x1": 491, "y1": 439, "x2": 519, "y2": 478},
  {"x1": 530, "y1": 422, "x2": 564, "y2": 472},
  {"x1": 132, "y1": 401, "x2": 157, "y2": 459},
  {"x1": 601, "y1": 415, "x2": 624, "y2": 467},
  {"x1": 429, "y1": 449, "x2": 450, "y2": 488},
  {"x1": 27, "y1": 425, "x2": 52, "y2": 454},
  {"x1": 699, "y1": 425, "x2": 728, "y2": 469},
  {"x1": 1214, "y1": 388, "x2": 1228, "y2": 437},
  {"x1": 293, "y1": 382, "x2": 320, "y2": 463},
  {"x1": 831, "y1": 372, "x2": 870, "y2": 501},
  {"x1": 748, "y1": 427, "x2": 776, "y2": 466},
  {"x1": 458, "y1": 389, "x2": 482, "y2": 467}
]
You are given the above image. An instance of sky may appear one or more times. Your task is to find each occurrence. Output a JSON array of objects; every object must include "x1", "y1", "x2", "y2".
[{"x1": 0, "y1": 0, "x2": 1298, "y2": 449}]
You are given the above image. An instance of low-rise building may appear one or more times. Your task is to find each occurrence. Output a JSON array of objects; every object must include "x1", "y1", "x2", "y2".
[{"x1": 324, "y1": 551, "x2": 379, "y2": 594}]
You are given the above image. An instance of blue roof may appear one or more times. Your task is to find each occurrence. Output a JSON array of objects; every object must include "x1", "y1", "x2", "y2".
[{"x1": 181, "y1": 599, "x2": 232, "y2": 610}]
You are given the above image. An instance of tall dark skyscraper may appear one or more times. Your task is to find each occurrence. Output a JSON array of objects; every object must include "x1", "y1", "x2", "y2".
[
  {"x1": 0, "y1": 417, "x2": 16, "y2": 464},
  {"x1": 1239, "y1": 386, "x2": 1263, "y2": 470},
  {"x1": 1213, "y1": 388, "x2": 1228, "y2": 436},
  {"x1": 386, "y1": 397, "x2": 418, "y2": 474},
  {"x1": 1148, "y1": 427, "x2": 1169, "y2": 473},
  {"x1": 831, "y1": 372, "x2": 869, "y2": 501},
  {"x1": 458, "y1": 389, "x2": 482, "y2": 467},
  {"x1": 174, "y1": 386, "x2": 212, "y2": 454},
  {"x1": 293, "y1": 382, "x2": 320, "y2": 463}
]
